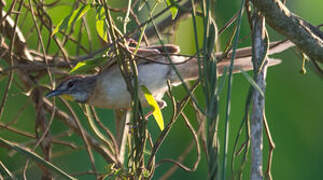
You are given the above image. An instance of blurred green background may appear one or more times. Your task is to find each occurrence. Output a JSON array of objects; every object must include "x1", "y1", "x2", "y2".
[{"x1": 0, "y1": 0, "x2": 322, "y2": 179}]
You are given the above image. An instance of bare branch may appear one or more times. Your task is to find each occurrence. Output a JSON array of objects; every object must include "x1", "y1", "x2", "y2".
[
  {"x1": 250, "y1": 12, "x2": 267, "y2": 180},
  {"x1": 252, "y1": 0, "x2": 323, "y2": 63}
]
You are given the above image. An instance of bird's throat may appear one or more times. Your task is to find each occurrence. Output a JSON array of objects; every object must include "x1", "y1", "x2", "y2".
[{"x1": 61, "y1": 94, "x2": 75, "y2": 101}]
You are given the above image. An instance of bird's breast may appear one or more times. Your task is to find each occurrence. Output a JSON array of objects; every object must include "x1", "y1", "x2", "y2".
[{"x1": 87, "y1": 63, "x2": 170, "y2": 109}]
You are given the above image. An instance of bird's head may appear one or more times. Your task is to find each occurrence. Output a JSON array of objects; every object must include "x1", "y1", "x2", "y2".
[{"x1": 46, "y1": 75, "x2": 97, "y2": 103}]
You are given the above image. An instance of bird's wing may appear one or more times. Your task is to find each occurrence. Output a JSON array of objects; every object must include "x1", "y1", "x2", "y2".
[
  {"x1": 125, "y1": 44, "x2": 181, "y2": 65},
  {"x1": 101, "y1": 46, "x2": 160, "y2": 71},
  {"x1": 144, "y1": 44, "x2": 180, "y2": 54}
]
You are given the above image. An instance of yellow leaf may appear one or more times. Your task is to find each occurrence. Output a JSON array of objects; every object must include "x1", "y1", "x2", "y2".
[
  {"x1": 166, "y1": 0, "x2": 178, "y2": 20},
  {"x1": 141, "y1": 85, "x2": 164, "y2": 131},
  {"x1": 96, "y1": 6, "x2": 108, "y2": 42},
  {"x1": 69, "y1": 61, "x2": 86, "y2": 73}
]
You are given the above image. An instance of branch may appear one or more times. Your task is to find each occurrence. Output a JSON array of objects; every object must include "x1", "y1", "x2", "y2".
[
  {"x1": 252, "y1": 0, "x2": 323, "y2": 63},
  {"x1": 250, "y1": 12, "x2": 267, "y2": 180},
  {"x1": 42, "y1": 98, "x2": 117, "y2": 163}
]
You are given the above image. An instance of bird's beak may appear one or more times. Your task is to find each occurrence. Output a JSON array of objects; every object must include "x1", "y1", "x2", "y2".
[{"x1": 46, "y1": 89, "x2": 63, "y2": 98}]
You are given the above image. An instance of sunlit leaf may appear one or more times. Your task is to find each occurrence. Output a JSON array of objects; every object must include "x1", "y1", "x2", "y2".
[
  {"x1": 166, "y1": 0, "x2": 178, "y2": 20},
  {"x1": 138, "y1": 0, "x2": 146, "y2": 11},
  {"x1": 69, "y1": 57, "x2": 106, "y2": 74},
  {"x1": 141, "y1": 85, "x2": 164, "y2": 131},
  {"x1": 52, "y1": 4, "x2": 91, "y2": 36},
  {"x1": 96, "y1": 6, "x2": 109, "y2": 42}
]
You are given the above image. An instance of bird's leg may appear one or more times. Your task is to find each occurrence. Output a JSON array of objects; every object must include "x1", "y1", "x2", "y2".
[{"x1": 144, "y1": 100, "x2": 167, "y2": 120}]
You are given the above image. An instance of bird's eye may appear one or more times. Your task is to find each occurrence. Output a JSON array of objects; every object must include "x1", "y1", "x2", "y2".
[{"x1": 67, "y1": 81, "x2": 74, "y2": 88}]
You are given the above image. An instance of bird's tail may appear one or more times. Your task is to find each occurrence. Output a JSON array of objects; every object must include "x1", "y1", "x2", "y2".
[{"x1": 170, "y1": 40, "x2": 293, "y2": 85}]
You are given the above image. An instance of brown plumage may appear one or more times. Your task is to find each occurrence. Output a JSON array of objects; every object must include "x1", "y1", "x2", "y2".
[{"x1": 46, "y1": 41, "x2": 294, "y2": 109}]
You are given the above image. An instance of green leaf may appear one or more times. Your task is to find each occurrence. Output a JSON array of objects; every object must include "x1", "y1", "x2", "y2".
[
  {"x1": 0, "y1": 137, "x2": 76, "y2": 180},
  {"x1": 166, "y1": 0, "x2": 178, "y2": 20},
  {"x1": 141, "y1": 85, "x2": 164, "y2": 131},
  {"x1": 69, "y1": 56, "x2": 106, "y2": 74},
  {"x1": 133, "y1": 24, "x2": 147, "y2": 55},
  {"x1": 52, "y1": 4, "x2": 91, "y2": 36},
  {"x1": 239, "y1": 67, "x2": 264, "y2": 97},
  {"x1": 96, "y1": 6, "x2": 109, "y2": 42}
]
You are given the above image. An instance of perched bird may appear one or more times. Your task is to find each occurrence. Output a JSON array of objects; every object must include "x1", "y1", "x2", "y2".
[{"x1": 46, "y1": 41, "x2": 293, "y2": 109}]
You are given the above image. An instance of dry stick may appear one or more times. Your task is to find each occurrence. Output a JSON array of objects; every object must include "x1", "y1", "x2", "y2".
[
  {"x1": 4, "y1": 129, "x2": 76, "y2": 157},
  {"x1": 0, "y1": 160, "x2": 15, "y2": 179},
  {"x1": 23, "y1": 97, "x2": 56, "y2": 179},
  {"x1": 4, "y1": 64, "x2": 110, "y2": 176},
  {"x1": 101, "y1": 0, "x2": 135, "y2": 168},
  {"x1": 71, "y1": 170, "x2": 101, "y2": 177},
  {"x1": 26, "y1": 0, "x2": 72, "y2": 66},
  {"x1": 132, "y1": 0, "x2": 199, "y2": 40},
  {"x1": 60, "y1": 100, "x2": 98, "y2": 176},
  {"x1": 23, "y1": 2, "x2": 57, "y2": 178},
  {"x1": 157, "y1": 112, "x2": 201, "y2": 173},
  {"x1": 159, "y1": 106, "x2": 205, "y2": 180},
  {"x1": 47, "y1": 25, "x2": 90, "y2": 53},
  {"x1": 7, "y1": 0, "x2": 191, "y2": 69},
  {"x1": 84, "y1": 105, "x2": 118, "y2": 159},
  {"x1": 0, "y1": 0, "x2": 22, "y2": 121},
  {"x1": 147, "y1": 132, "x2": 155, "y2": 172},
  {"x1": 2, "y1": 99, "x2": 29, "y2": 127},
  {"x1": 13, "y1": 135, "x2": 78, "y2": 155},
  {"x1": 147, "y1": 80, "x2": 200, "y2": 171},
  {"x1": 42, "y1": 98, "x2": 116, "y2": 163},
  {"x1": 90, "y1": 106, "x2": 119, "y2": 159},
  {"x1": 2, "y1": 0, "x2": 192, "y2": 68},
  {"x1": 0, "y1": 0, "x2": 17, "y2": 25},
  {"x1": 28, "y1": 0, "x2": 56, "y2": 152},
  {"x1": 129, "y1": 9, "x2": 149, "y2": 46},
  {"x1": 0, "y1": 123, "x2": 35, "y2": 138},
  {"x1": 116, "y1": 110, "x2": 131, "y2": 166},
  {"x1": 147, "y1": 81, "x2": 178, "y2": 174},
  {"x1": 60, "y1": 1, "x2": 79, "y2": 47},
  {"x1": 1, "y1": 2, "x2": 37, "y2": 178},
  {"x1": 250, "y1": 12, "x2": 267, "y2": 180},
  {"x1": 0, "y1": 4, "x2": 115, "y2": 174},
  {"x1": 263, "y1": 114, "x2": 275, "y2": 180},
  {"x1": 1, "y1": 0, "x2": 199, "y2": 175},
  {"x1": 64, "y1": 1, "x2": 179, "y2": 64},
  {"x1": 231, "y1": 87, "x2": 251, "y2": 179},
  {"x1": 49, "y1": 139, "x2": 77, "y2": 150}
]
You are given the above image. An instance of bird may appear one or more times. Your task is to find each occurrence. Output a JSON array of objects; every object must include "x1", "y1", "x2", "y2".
[{"x1": 46, "y1": 41, "x2": 293, "y2": 110}]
